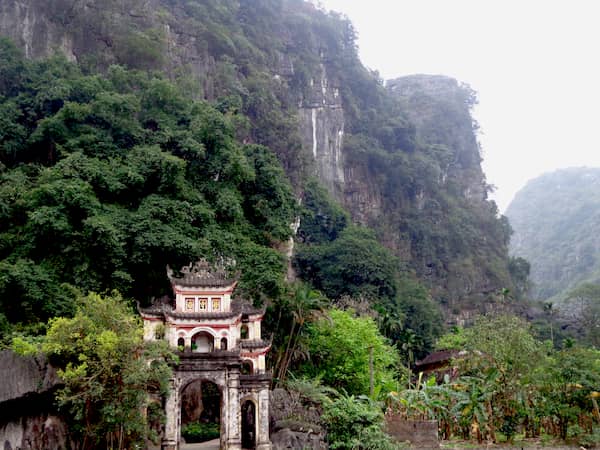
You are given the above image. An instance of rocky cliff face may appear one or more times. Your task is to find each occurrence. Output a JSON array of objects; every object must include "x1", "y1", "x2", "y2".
[
  {"x1": 298, "y1": 61, "x2": 345, "y2": 198},
  {"x1": 0, "y1": 0, "x2": 514, "y2": 314},
  {"x1": 0, "y1": 350, "x2": 70, "y2": 450},
  {"x1": 388, "y1": 75, "x2": 487, "y2": 203},
  {"x1": 0, "y1": 0, "x2": 75, "y2": 61},
  {"x1": 341, "y1": 74, "x2": 509, "y2": 311}
]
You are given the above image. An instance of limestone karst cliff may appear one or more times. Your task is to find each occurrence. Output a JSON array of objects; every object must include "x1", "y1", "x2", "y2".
[{"x1": 0, "y1": 0, "x2": 516, "y2": 317}]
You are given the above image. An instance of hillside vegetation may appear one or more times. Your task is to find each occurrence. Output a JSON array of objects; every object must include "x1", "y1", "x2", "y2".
[
  {"x1": 2, "y1": 2, "x2": 600, "y2": 449},
  {"x1": 0, "y1": 0, "x2": 519, "y2": 323}
]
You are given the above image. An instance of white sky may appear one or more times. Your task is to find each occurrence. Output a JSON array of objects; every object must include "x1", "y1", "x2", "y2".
[{"x1": 317, "y1": 0, "x2": 600, "y2": 212}]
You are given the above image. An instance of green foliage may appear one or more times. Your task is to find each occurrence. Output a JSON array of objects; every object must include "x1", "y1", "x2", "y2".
[
  {"x1": 424, "y1": 314, "x2": 600, "y2": 444},
  {"x1": 563, "y1": 282, "x2": 600, "y2": 347},
  {"x1": 295, "y1": 226, "x2": 398, "y2": 304},
  {"x1": 0, "y1": 51, "x2": 296, "y2": 335},
  {"x1": 534, "y1": 346, "x2": 600, "y2": 440},
  {"x1": 298, "y1": 178, "x2": 349, "y2": 244},
  {"x1": 14, "y1": 292, "x2": 174, "y2": 449},
  {"x1": 301, "y1": 309, "x2": 399, "y2": 396},
  {"x1": 435, "y1": 326, "x2": 467, "y2": 351},
  {"x1": 296, "y1": 219, "x2": 443, "y2": 359},
  {"x1": 181, "y1": 422, "x2": 220, "y2": 443},
  {"x1": 323, "y1": 393, "x2": 400, "y2": 450},
  {"x1": 273, "y1": 282, "x2": 328, "y2": 383},
  {"x1": 462, "y1": 315, "x2": 542, "y2": 379},
  {"x1": 508, "y1": 256, "x2": 531, "y2": 299}
]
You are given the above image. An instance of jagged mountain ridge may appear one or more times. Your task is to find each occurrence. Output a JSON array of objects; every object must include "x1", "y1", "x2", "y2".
[
  {"x1": 0, "y1": 0, "x2": 516, "y2": 315},
  {"x1": 506, "y1": 167, "x2": 600, "y2": 301}
]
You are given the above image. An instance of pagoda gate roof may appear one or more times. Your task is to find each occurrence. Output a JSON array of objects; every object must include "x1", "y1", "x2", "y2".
[{"x1": 167, "y1": 259, "x2": 239, "y2": 288}]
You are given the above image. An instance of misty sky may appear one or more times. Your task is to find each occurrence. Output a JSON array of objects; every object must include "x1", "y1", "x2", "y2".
[{"x1": 317, "y1": 0, "x2": 600, "y2": 212}]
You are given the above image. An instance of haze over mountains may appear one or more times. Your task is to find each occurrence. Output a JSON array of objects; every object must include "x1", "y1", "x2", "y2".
[{"x1": 506, "y1": 167, "x2": 600, "y2": 301}]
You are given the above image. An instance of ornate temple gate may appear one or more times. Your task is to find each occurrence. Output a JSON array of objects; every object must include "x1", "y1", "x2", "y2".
[
  {"x1": 161, "y1": 353, "x2": 272, "y2": 450},
  {"x1": 140, "y1": 261, "x2": 272, "y2": 450}
]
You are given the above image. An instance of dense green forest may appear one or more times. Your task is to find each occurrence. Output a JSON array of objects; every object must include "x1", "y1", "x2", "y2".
[
  {"x1": 1, "y1": 0, "x2": 599, "y2": 448},
  {"x1": 0, "y1": 0, "x2": 521, "y2": 316}
]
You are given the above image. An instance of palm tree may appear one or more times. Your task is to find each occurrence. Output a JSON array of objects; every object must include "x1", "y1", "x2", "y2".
[{"x1": 275, "y1": 283, "x2": 327, "y2": 383}]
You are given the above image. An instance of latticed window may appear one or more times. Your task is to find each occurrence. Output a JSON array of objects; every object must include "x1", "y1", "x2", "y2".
[
  {"x1": 212, "y1": 297, "x2": 221, "y2": 311},
  {"x1": 185, "y1": 298, "x2": 194, "y2": 311},
  {"x1": 199, "y1": 298, "x2": 208, "y2": 310}
]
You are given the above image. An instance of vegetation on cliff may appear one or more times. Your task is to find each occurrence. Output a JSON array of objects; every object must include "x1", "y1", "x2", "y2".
[
  {"x1": 0, "y1": 38, "x2": 296, "y2": 336},
  {"x1": 3, "y1": 0, "x2": 597, "y2": 447},
  {"x1": 0, "y1": 0, "x2": 521, "y2": 315}
]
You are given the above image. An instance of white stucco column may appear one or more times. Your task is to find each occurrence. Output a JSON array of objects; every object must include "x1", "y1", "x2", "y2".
[
  {"x1": 256, "y1": 387, "x2": 272, "y2": 450},
  {"x1": 226, "y1": 372, "x2": 242, "y2": 449},
  {"x1": 161, "y1": 378, "x2": 179, "y2": 450}
]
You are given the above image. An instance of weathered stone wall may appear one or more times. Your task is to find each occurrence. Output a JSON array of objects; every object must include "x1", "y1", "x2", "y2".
[
  {"x1": 385, "y1": 417, "x2": 439, "y2": 448},
  {"x1": 269, "y1": 388, "x2": 327, "y2": 450}
]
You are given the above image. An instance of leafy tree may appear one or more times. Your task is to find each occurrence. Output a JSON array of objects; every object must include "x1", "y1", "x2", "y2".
[
  {"x1": 0, "y1": 50, "x2": 296, "y2": 337},
  {"x1": 14, "y1": 292, "x2": 174, "y2": 449},
  {"x1": 295, "y1": 226, "x2": 398, "y2": 304},
  {"x1": 273, "y1": 283, "x2": 327, "y2": 383},
  {"x1": 301, "y1": 308, "x2": 399, "y2": 396},
  {"x1": 323, "y1": 393, "x2": 400, "y2": 450},
  {"x1": 298, "y1": 178, "x2": 349, "y2": 244},
  {"x1": 534, "y1": 346, "x2": 600, "y2": 440},
  {"x1": 508, "y1": 256, "x2": 531, "y2": 299}
]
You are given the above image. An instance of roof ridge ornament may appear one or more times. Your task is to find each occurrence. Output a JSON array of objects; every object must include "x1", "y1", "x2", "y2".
[{"x1": 167, "y1": 258, "x2": 239, "y2": 287}]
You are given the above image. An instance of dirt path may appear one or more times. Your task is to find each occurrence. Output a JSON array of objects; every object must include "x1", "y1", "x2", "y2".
[{"x1": 180, "y1": 440, "x2": 220, "y2": 450}]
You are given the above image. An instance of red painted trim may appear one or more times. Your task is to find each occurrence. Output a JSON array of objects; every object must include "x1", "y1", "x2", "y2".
[
  {"x1": 172, "y1": 324, "x2": 232, "y2": 330},
  {"x1": 173, "y1": 287, "x2": 234, "y2": 295}
]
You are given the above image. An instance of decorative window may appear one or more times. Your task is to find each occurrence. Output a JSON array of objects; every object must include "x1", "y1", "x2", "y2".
[
  {"x1": 185, "y1": 298, "x2": 195, "y2": 311},
  {"x1": 199, "y1": 298, "x2": 208, "y2": 310},
  {"x1": 212, "y1": 297, "x2": 221, "y2": 311},
  {"x1": 241, "y1": 324, "x2": 249, "y2": 340}
]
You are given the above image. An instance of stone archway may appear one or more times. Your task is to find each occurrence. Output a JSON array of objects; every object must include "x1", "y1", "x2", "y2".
[
  {"x1": 161, "y1": 356, "x2": 243, "y2": 450},
  {"x1": 241, "y1": 399, "x2": 257, "y2": 449},
  {"x1": 180, "y1": 379, "x2": 222, "y2": 444},
  {"x1": 191, "y1": 331, "x2": 214, "y2": 353}
]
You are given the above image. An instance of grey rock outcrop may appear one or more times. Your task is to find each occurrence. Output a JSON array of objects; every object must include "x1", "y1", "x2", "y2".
[
  {"x1": 298, "y1": 61, "x2": 345, "y2": 199},
  {"x1": 0, "y1": 350, "x2": 69, "y2": 450},
  {"x1": 269, "y1": 388, "x2": 327, "y2": 450}
]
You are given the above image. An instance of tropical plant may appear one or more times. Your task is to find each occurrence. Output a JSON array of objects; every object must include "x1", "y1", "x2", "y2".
[
  {"x1": 13, "y1": 291, "x2": 175, "y2": 449},
  {"x1": 274, "y1": 282, "x2": 328, "y2": 383}
]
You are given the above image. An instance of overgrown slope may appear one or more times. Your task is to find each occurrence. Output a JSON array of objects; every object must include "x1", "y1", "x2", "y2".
[
  {"x1": 0, "y1": 41, "x2": 296, "y2": 332},
  {"x1": 0, "y1": 0, "x2": 519, "y2": 327}
]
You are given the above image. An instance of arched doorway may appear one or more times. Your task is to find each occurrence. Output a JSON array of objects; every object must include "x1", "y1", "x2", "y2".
[
  {"x1": 191, "y1": 331, "x2": 214, "y2": 353},
  {"x1": 241, "y1": 360, "x2": 254, "y2": 375},
  {"x1": 241, "y1": 400, "x2": 256, "y2": 449},
  {"x1": 180, "y1": 379, "x2": 222, "y2": 444}
]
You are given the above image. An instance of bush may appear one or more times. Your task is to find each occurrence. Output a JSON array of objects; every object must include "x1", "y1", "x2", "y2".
[
  {"x1": 181, "y1": 422, "x2": 220, "y2": 443},
  {"x1": 323, "y1": 394, "x2": 400, "y2": 450}
]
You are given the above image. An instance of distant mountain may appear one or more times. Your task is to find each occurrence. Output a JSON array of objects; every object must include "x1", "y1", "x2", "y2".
[{"x1": 506, "y1": 167, "x2": 600, "y2": 300}]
